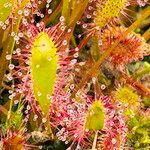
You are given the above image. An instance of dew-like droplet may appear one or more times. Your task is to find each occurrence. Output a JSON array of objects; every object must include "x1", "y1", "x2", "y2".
[{"x1": 6, "y1": 55, "x2": 11, "y2": 60}]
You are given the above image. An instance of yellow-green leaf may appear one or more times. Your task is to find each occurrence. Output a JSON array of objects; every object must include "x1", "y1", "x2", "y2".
[
  {"x1": 85, "y1": 101, "x2": 105, "y2": 130},
  {"x1": 31, "y1": 32, "x2": 58, "y2": 115}
]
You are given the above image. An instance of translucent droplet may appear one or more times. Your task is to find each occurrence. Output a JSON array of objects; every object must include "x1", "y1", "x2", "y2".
[
  {"x1": 0, "y1": 21, "x2": 4, "y2": 26},
  {"x1": 40, "y1": 14, "x2": 44, "y2": 18},
  {"x1": 87, "y1": 14, "x2": 91, "y2": 19},
  {"x1": 37, "y1": 91, "x2": 42, "y2": 96},
  {"x1": 7, "y1": 74, "x2": 13, "y2": 81},
  {"x1": 14, "y1": 100, "x2": 19, "y2": 104},
  {"x1": 101, "y1": 84, "x2": 106, "y2": 90},
  {"x1": 27, "y1": 105, "x2": 31, "y2": 110},
  {"x1": 76, "y1": 21, "x2": 81, "y2": 25},
  {"x1": 18, "y1": 72, "x2": 22, "y2": 76},
  {"x1": 5, "y1": 19, "x2": 9, "y2": 25},
  {"x1": 48, "y1": 57, "x2": 52, "y2": 61},
  {"x1": 98, "y1": 39, "x2": 103, "y2": 46},
  {"x1": 46, "y1": 4, "x2": 50, "y2": 8},
  {"x1": 14, "y1": 35, "x2": 19, "y2": 41},
  {"x1": 70, "y1": 84, "x2": 75, "y2": 90},
  {"x1": 75, "y1": 144, "x2": 81, "y2": 150},
  {"x1": 65, "y1": 141, "x2": 69, "y2": 144},
  {"x1": 9, "y1": 94, "x2": 14, "y2": 99},
  {"x1": 47, "y1": 0, "x2": 52, "y2": 3},
  {"x1": 61, "y1": 26, "x2": 65, "y2": 31},
  {"x1": 18, "y1": 10, "x2": 23, "y2": 15},
  {"x1": 2, "y1": 25, "x2": 6, "y2": 30},
  {"x1": 82, "y1": 24, "x2": 87, "y2": 28},
  {"x1": 23, "y1": 10, "x2": 29, "y2": 17},
  {"x1": 42, "y1": 118, "x2": 47, "y2": 123},
  {"x1": 8, "y1": 64, "x2": 14, "y2": 70},
  {"x1": 4, "y1": 2, "x2": 12, "y2": 8},
  {"x1": 78, "y1": 34, "x2": 81, "y2": 38},
  {"x1": 18, "y1": 32, "x2": 23, "y2": 37},
  {"x1": 67, "y1": 29, "x2": 71, "y2": 33},
  {"x1": 6, "y1": 55, "x2": 11, "y2": 60},
  {"x1": 8, "y1": 90, "x2": 13, "y2": 94},
  {"x1": 25, "y1": 110, "x2": 28, "y2": 114},
  {"x1": 112, "y1": 138, "x2": 117, "y2": 144},
  {"x1": 48, "y1": 9, "x2": 52, "y2": 14},
  {"x1": 73, "y1": 52, "x2": 78, "y2": 58},
  {"x1": 11, "y1": 32, "x2": 15, "y2": 36},
  {"x1": 75, "y1": 47, "x2": 79, "y2": 51},
  {"x1": 62, "y1": 40, "x2": 67, "y2": 46},
  {"x1": 47, "y1": 94, "x2": 51, "y2": 99},
  {"x1": 60, "y1": 16, "x2": 65, "y2": 22},
  {"x1": 36, "y1": 64, "x2": 40, "y2": 68},
  {"x1": 70, "y1": 59, "x2": 77, "y2": 65},
  {"x1": 33, "y1": 115, "x2": 38, "y2": 121},
  {"x1": 79, "y1": 62, "x2": 85, "y2": 66}
]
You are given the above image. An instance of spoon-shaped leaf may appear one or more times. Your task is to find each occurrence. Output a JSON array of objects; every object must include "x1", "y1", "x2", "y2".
[{"x1": 31, "y1": 32, "x2": 58, "y2": 115}]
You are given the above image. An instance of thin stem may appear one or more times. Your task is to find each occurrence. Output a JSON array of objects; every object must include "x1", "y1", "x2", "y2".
[
  {"x1": 71, "y1": 35, "x2": 77, "y2": 47},
  {"x1": 68, "y1": 0, "x2": 89, "y2": 28},
  {"x1": 78, "y1": 31, "x2": 95, "y2": 50},
  {"x1": 2, "y1": 82, "x2": 12, "y2": 90},
  {"x1": 62, "y1": 0, "x2": 70, "y2": 24},
  {"x1": 0, "y1": 16, "x2": 22, "y2": 88},
  {"x1": 133, "y1": 67, "x2": 150, "y2": 78},
  {"x1": 143, "y1": 28, "x2": 150, "y2": 41},
  {"x1": 121, "y1": 72, "x2": 150, "y2": 97},
  {"x1": 0, "y1": 105, "x2": 8, "y2": 116},
  {"x1": 41, "y1": 0, "x2": 63, "y2": 25},
  {"x1": 92, "y1": 131, "x2": 98, "y2": 150},
  {"x1": 6, "y1": 95, "x2": 14, "y2": 128}
]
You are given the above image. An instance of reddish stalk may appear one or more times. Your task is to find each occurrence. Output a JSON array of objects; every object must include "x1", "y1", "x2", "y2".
[
  {"x1": 121, "y1": 72, "x2": 150, "y2": 97},
  {"x1": 41, "y1": 0, "x2": 63, "y2": 25},
  {"x1": 143, "y1": 28, "x2": 150, "y2": 41}
]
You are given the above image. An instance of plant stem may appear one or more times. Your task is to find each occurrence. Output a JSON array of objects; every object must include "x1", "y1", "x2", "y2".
[
  {"x1": 121, "y1": 72, "x2": 150, "y2": 97},
  {"x1": 92, "y1": 131, "x2": 98, "y2": 150},
  {"x1": 62, "y1": 0, "x2": 70, "y2": 24},
  {"x1": 68, "y1": 0, "x2": 89, "y2": 29},
  {"x1": 133, "y1": 67, "x2": 150, "y2": 78},
  {"x1": 42, "y1": 0, "x2": 63, "y2": 25},
  {"x1": 0, "y1": 0, "x2": 30, "y2": 88},
  {"x1": 143, "y1": 28, "x2": 150, "y2": 41},
  {"x1": 0, "y1": 17, "x2": 21, "y2": 89},
  {"x1": 0, "y1": 105, "x2": 8, "y2": 116}
]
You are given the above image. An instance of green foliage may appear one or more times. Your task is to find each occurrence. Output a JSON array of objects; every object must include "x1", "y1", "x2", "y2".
[
  {"x1": 12, "y1": 104, "x2": 23, "y2": 129},
  {"x1": 31, "y1": 32, "x2": 58, "y2": 115},
  {"x1": 115, "y1": 87, "x2": 139, "y2": 106},
  {"x1": 85, "y1": 101, "x2": 105, "y2": 130},
  {"x1": 95, "y1": 0, "x2": 128, "y2": 28},
  {"x1": 128, "y1": 114, "x2": 150, "y2": 149},
  {"x1": 0, "y1": 0, "x2": 150, "y2": 149}
]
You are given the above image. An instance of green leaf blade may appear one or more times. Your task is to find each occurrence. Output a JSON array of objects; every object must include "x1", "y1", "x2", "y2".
[{"x1": 31, "y1": 32, "x2": 58, "y2": 115}]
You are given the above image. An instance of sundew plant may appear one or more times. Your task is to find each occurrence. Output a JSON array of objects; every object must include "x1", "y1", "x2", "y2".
[{"x1": 0, "y1": 0, "x2": 150, "y2": 150}]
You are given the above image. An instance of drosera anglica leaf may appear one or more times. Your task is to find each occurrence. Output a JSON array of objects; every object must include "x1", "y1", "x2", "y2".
[
  {"x1": 115, "y1": 86, "x2": 139, "y2": 106},
  {"x1": 31, "y1": 32, "x2": 58, "y2": 115},
  {"x1": 85, "y1": 101, "x2": 105, "y2": 130},
  {"x1": 95, "y1": 0, "x2": 128, "y2": 28}
]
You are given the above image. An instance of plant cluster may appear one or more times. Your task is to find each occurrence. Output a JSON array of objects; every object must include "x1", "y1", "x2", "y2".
[{"x1": 0, "y1": 0, "x2": 150, "y2": 149}]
